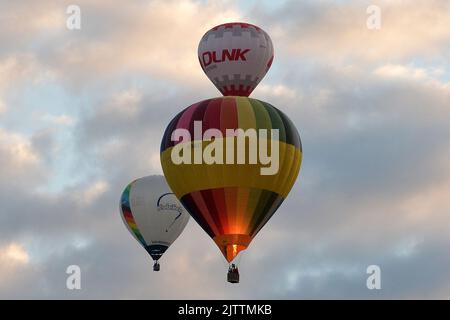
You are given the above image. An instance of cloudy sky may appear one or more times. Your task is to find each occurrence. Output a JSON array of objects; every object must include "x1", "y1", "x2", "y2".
[{"x1": 0, "y1": 0, "x2": 449, "y2": 299}]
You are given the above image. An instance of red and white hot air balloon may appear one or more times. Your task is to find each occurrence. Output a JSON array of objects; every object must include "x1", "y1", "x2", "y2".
[{"x1": 198, "y1": 22, "x2": 274, "y2": 97}]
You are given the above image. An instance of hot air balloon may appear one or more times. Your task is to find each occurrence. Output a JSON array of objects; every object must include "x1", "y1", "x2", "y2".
[
  {"x1": 198, "y1": 22, "x2": 274, "y2": 97},
  {"x1": 120, "y1": 175, "x2": 190, "y2": 271},
  {"x1": 160, "y1": 96, "x2": 302, "y2": 282}
]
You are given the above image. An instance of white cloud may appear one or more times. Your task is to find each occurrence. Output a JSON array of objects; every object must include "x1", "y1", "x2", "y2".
[
  {"x1": 0, "y1": 55, "x2": 54, "y2": 89},
  {"x1": 275, "y1": 0, "x2": 450, "y2": 63},
  {"x1": 0, "y1": 243, "x2": 30, "y2": 291},
  {"x1": 0, "y1": 55, "x2": 57, "y2": 115},
  {"x1": 0, "y1": 128, "x2": 40, "y2": 175},
  {"x1": 255, "y1": 84, "x2": 299, "y2": 104},
  {"x1": 41, "y1": 114, "x2": 76, "y2": 126},
  {"x1": 0, "y1": 98, "x2": 5, "y2": 114},
  {"x1": 77, "y1": 181, "x2": 109, "y2": 206},
  {"x1": 149, "y1": 152, "x2": 163, "y2": 173},
  {"x1": 110, "y1": 89, "x2": 143, "y2": 117},
  {"x1": 0, "y1": 243, "x2": 30, "y2": 266},
  {"x1": 38, "y1": 0, "x2": 242, "y2": 88},
  {"x1": 374, "y1": 64, "x2": 450, "y2": 90},
  {"x1": 399, "y1": 173, "x2": 450, "y2": 229}
]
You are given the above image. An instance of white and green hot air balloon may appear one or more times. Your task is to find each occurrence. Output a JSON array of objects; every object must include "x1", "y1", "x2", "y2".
[{"x1": 120, "y1": 175, "x2": 190, "y2": 271}]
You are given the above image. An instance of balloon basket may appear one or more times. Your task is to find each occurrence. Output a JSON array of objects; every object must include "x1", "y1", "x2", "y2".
[
  {"x1": 153, "y1": 261, "x2": 160, "y2": 272},
  {"x1": 227, "y1": 264, "x2": 239, "y2": 283}
]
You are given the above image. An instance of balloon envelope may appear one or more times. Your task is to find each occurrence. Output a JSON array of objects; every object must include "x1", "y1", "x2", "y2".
[
  {"x1": 120, "y1": 175, "x2": 190, "y2": 262},
  {"x1": 160, "y1": 96, "x2": 302, "y2": 262},
  {"x1": 198, "y1": 22, "x2": 274, "y2": 97}
]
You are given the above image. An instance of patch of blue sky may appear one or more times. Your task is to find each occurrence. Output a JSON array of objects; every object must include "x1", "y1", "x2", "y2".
[
  {"x1": 240, "y1": 0, "x2": 289, "y2": 12},
  {"x1": 34, "y1": 73, "x2": 184, "y2": 194},
  {"x1": 241, "y1": 0, "x2": 364, "y2": 14},
  {"x1": 28, "y1": 86, "x2": 80, "y2": 192},
  {"x1": 23, "y1": 234, "x2": 93, "y2": 264},
  {"x1": 3, "y1": 82, "x2": 80, "y2": 134},
  {"x1": 405, "y1": 57, "x2": 450, "y2": 83},
  {"x1": 2, "y1": 81, "x2": 89, "y2": 193}
]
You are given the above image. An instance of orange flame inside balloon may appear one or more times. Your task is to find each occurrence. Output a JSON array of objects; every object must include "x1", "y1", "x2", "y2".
[
  {"x1": 213, "y1": 234, "x2": 251, "y2": 262},
  {"x1": 225, "y1": 243, "x2": 246, "y2": 262}
]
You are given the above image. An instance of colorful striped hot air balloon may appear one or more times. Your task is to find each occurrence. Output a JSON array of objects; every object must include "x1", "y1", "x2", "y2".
[{"x1": 160, "y1": 97, "x2": 302, "y2": 276}]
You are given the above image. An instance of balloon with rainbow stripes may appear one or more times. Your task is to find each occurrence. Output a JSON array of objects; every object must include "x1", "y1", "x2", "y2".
[{"x1": 120, "y1": 175, "x2": 190, "y2": 272}]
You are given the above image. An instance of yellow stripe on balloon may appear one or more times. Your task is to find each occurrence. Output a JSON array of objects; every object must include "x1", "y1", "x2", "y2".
[
  {"x1": 161, "y1": 138, "x2": 302, "y2": 199},
  {"x1": 236, "y1": 96, "x2": 256, "y2": 129}
]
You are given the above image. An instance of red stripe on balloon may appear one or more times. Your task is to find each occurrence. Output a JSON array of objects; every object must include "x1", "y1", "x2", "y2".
[
  {"x1": 211, "y1": 188, "x2": 229, "y2": 233},
  {"x1": 203, "y1": 98, "x2": 221, "y2": 131},
  {"x1": 176, "y1": 101, "x2": 202, "y2": 133},
  {"x1": 200, "y1": 189, "x2": 225, "y2": 235},
  {"x1": 181, "y1": 193, "x2": 215, "y2": 239},
  {"x1": 189, "y1": 191, "x2": 221, "y2": 237},
  {"x1": 223, "y1": 187, "x2": 238, "y2": 234},
  {"x1": 220, "y1": 97, "x2": 238, "y2": 135},
  {"x1": 187, "y1": 100, "x2": 209, "y2": 139}
]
